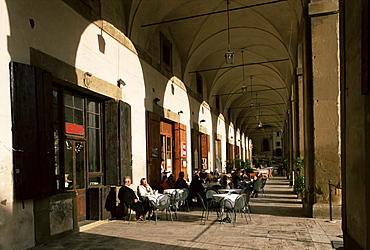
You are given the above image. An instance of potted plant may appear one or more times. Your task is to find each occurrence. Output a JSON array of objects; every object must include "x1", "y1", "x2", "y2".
[{"x1": 294, "y1": 157, "x2": 305, "y2": 199}]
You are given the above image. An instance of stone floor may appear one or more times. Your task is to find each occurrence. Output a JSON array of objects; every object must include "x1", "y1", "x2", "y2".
[{"x1": 31, "y1": 176, "x2": 343, "y2": 250}]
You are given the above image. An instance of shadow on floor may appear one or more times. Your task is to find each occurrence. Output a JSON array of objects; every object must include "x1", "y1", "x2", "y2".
[{"x1": 30, "y1": 232, "x2": 206, "y2": 250}]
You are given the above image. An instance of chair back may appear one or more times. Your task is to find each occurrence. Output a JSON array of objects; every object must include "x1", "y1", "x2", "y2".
[
  {"x1": 253, "y1": 179, "x2": 263, "y2": 191},
  {"x1": 196, "y1": 193, "x2": 207, "y2": 210},
  {"x1": 155, "y1": 194, "x2": 171, "y2": 210},
  {"x1": 206, "y1": 189, "x2": 218, "y2": 200},
  {"x1": 261, "y1": 179, "x2": 267, "y2": 188},
  {"x1": 223, "y1": 197, "x2": 234, "y2": 210},
  {"x1": 243, "y1": 190, "x2": 251, "y2": 204},
  {"x1": 234, "y1": 195, "x2": 245, "y2": 210},
  {"x1": 178, "y1": 188, "x2": 189, "y2": 202}
]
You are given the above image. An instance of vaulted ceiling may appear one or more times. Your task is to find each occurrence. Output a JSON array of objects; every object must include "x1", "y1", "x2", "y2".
[{"x1": 128, "y1": 0, "x2": 303, "y2": 137}]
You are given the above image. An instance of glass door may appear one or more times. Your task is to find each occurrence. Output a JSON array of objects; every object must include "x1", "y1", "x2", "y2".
[
  {"x1": 64, "y1": 140, "x2": 86, "y2": 221},
  {"x1": 161, "y1": 135, "x2": 173, "y2": 175}
]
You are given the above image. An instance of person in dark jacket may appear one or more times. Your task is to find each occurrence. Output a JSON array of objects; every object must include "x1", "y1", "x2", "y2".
[
  {"x1": 105, "y1": 187, "x2": 117, "y2": 219},
  {"x1": 118, "y1": 176, "x2": 146, "y2": 221},
  {"x1": 174, "y1": 171, "x2": 188, "y2": 189}
]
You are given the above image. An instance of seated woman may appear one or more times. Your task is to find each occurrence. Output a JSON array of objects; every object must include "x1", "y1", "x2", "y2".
[
  {"x1": 167, "y1": 174, "x2": 175, "y2": 188},
  {"x1": 159, "y1": 176, "x2": 171, "y2": 193},
  {"x1": 220, "y1": 174, "x2": 231, "y2": 189},
  {"x1": 206, "y1": 176, "x2": 221, "y2": 190}
]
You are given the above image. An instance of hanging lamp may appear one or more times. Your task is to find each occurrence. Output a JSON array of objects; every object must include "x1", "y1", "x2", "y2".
[
  {"x1": 224, "y1": 0, "x2": 234, "y2": 64},
  {"x1": 241, "y1": 50, "x2": 247, "y2": 93}
]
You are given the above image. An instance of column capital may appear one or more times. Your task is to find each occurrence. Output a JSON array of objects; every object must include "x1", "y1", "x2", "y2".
[{"x1": 309, "y1": 0, "x2": 339, "y2": 17}]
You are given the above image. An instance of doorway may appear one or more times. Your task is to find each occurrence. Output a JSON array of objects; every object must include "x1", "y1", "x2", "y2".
[
  {"x1": 64, "y1": 139, "x2": 86, "y2": 221},
  {"x1": 161, "y1": 132, "x2": 173, "y2": 176}
]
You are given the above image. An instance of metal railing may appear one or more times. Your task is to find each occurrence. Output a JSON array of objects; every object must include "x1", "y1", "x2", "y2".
[{"x1": 328, "y1": 180, "x2": 342, "y2": 221}]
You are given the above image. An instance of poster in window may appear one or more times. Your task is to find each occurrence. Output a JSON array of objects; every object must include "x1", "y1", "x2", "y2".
[{"x1": 151, "y1": 148, "x2": 158, "y2": 157}]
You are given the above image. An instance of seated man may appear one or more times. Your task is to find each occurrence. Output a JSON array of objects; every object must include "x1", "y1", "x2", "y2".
[
  {"x1": 137, "y1": 178, "x2": 154, "y2": 197},
  {"x1": 118, "y1": 176, "x2": 146, "y2": 221}
]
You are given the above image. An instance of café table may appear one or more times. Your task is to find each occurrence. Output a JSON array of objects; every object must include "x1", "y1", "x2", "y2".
[
  {"x1": 218, "y1": 189, "x2": 242, "y2": 194},
  {"x1": 212, "y1": 193, "x2": 240, "y2": 223},
  {"x1": 145, "y1": 193, "x2": 164, "y2": 203},
  {"x1": 213, "y1": 193, "x2": 239, "y2": 204},
  {"x1": 163, "y1": 189, "x2": 179, "y2": 194}
]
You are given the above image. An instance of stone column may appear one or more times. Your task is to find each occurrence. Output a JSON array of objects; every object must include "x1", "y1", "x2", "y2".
[{"x1": 306, "y1": 0, "x2": 341, "y2": 218}]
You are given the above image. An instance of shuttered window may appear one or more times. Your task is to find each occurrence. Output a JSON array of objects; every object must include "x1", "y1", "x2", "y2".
[{"x1": 10, "y1": 62, "x2": 55, "y2": 199}]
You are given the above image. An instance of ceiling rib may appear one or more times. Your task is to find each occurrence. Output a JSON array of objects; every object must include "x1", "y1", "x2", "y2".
[
  {"x1": 189, "y1": 58, "x2": 289, "y2": 74},
  {"x1": 228, "y1": 102, "x2": 285, "y2": 109},
  {"x1": 236, "y1": 114, "x2": 284, "y2": 118},
  {"x1": 214, "y1": 87, "x2": 287, "y2": 97},
  {"x1": 141, "y1": 0, "x2": 287, "y2": 28}
]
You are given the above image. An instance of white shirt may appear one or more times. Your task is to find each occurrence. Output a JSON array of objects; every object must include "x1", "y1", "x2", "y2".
[{"x1": 137, "y1": 184, "x2": 154, "y2": 197}]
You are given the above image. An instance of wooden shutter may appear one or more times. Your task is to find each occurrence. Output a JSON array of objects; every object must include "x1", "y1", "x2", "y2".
[
  {"x1": 10, "y1": 62, "x2": 54, "y2": 200},
  {"x1": 146, "y1": 111, "x2": 161, "y2": 189},
  {"x1": 174, "y1": 123, "x2": 187, "y2": 180},
  {"x1": 191, "y1": 129, "x2": 200, "y2": 170},
  {"x1": 104, "y1": 99, "x2": 119, "y2": 185},
  {"x1": 201, "y1": 134, "x2": 209, "y2": 158},
  {"x1": 105, "y1": 100, "x2": 132, "y2": 185},
  {"x1": 119, "y1": 101, "x2": 132, "y2": 182}
]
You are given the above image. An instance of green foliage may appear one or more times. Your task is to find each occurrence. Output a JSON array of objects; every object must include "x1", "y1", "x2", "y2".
[
  {"x1": 225, "y1": 159, "x2": 253, "y2": 173},
  {"x1": 254, "y1": 158, "x2": 261, "y2": 168},
  {"x1": 267, "y1": 158, "x2": 273, "y2": 167},
  {"x1": 283, "y1": 158, "x2": 288, "y2": 167},
  {"x1": 294, "y1": 157, "x2": 305, "y2": 194},
  {"x1": 225, "y1": 160, "x2": 234, "y2": 173},
  {"x1": 295, "y1": 157, "x2": 304, "y2": 171}
]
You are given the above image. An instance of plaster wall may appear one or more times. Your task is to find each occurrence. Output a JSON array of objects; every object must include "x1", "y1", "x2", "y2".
[
  {"x1": 216, "y1": 115, "x2": 227, "y2": 172},
  {"x1": 0, "y1": 1, "x2": 24, "y2": 249}
]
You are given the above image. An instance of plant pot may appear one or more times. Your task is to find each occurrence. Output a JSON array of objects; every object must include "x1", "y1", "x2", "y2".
[{"x1": 297, "y1": 193, "x2": 303, "y2": 199}]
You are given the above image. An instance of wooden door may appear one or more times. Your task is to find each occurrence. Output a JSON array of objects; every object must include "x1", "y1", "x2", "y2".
[
  {"x1": 174, "y1": 123, "x2": 187, "y2": 180},
  {"x1": 64, "y1": 140, "x2": 86, "y2": 221},
  {"x1": 146, "y1": 111, "x2": 161, "y2": 189},
  {"x1": 201, "y1": 133, "x2": 210, "y2": 170}
]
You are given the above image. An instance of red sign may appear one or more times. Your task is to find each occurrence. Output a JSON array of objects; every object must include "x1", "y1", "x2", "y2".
[
  {"x1": 65, "y1": 123, "x2": 84, "y2": 135},
  {"x1": 182, "y1": 142, "x2": 187, "y2": 157}
]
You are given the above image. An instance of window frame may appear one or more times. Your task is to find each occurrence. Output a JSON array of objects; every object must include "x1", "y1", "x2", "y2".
[{"x1": 53, "y1": 85, "x2": 104, "y2": 192}]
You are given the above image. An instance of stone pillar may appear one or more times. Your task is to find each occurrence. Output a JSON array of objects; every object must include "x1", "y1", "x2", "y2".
[{"x1": 306, "y1": 0, "x2": 341, "y2": 218}]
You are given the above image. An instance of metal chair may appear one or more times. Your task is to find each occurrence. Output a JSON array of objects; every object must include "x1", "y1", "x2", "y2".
[
  {"x1": 149, "y1": 194, "x2": 173, "y2": 224},
  {"x1": 170, "y1": 189, "x2": 189, "y2": 219},
  {"x1": 205, "y1": 189, "x2": 222, "y2": 221},
  {"x1": 253, "y1": 179, "x2": 266, "y2": 198},
  {"x1": 177, "y1": 188, "x2": 190, "y2": 212},
  {"x1": 222, "y1": 194, "x2": 248, "y2": 227},
  {"x1": 196, "y1": 193, "x2": 208, "y2": 224},
  {"x1": 241, "y1": 192, "x2": 252, "y2": 221},
  {"x1": 125, "y1": 201, "x2": 144, "y2": 224}
]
